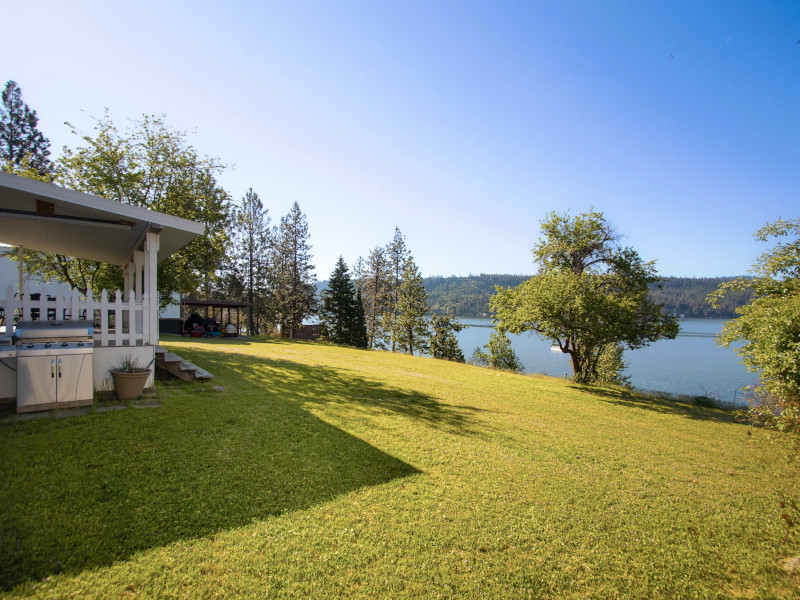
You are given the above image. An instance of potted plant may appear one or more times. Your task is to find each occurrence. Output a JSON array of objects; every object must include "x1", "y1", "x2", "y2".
[{"x1": 110, "y1": 354, "x2": 152, "y2": 400}]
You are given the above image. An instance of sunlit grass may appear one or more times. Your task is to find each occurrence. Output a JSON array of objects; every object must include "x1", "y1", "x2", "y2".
[{"x1": 0, "y1": 336, "x2": 797, "y2": 598}]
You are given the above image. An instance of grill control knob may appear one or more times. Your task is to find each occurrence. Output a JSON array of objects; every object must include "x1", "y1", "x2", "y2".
[
  {"x1": 26, "y1": 344, "x2": 33, "y2": 348},
  {"x1": 44, "y1": 343, "x2": 51, "y2": 348},
  {"x1": 61, "y1": 342, "x2": 68, "y2": 347}
]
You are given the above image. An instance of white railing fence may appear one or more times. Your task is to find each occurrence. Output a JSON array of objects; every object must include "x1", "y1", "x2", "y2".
[{"x1": 0, "y1": 285, "x2": 151, "y2": 346}]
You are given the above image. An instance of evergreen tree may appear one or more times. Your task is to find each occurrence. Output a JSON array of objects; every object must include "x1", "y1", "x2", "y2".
[
  {"x1": 430, "y1": 312, "x2": 466, "y2": 362},
  {"x1": 394, "y1": 257, "x2": 430, "y2": 356},
  {"x1": 231, "y1": 189, "x2": 271, "y2": 334},
  {"x1": 0, "y1": 80, "x2": 52, "y2": 176},
  {"x1": 321, "y1": 257, "x2": 367, "y2": 347},
  {"x1": 356, "y1": 246, "x2": 391, "y2": 348},
  {"x1": 270, "y1": 202, "x2": 316, "y2": 338},
  {"x1": 352, "y1": 288, "x2": 368, "y2": 348},
  {"x1": 383, "y1": 227, "x2": 410, "y2": 351},
  {"x1": 471, "y1": 328, "x2": 524, "y2": 373}
]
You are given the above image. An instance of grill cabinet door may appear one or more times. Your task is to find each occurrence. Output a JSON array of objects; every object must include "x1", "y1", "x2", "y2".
[
  {"x1": 56, "y1": 353, "x2": 93, "y2": 403},
  {"x1": 17, "y1": 355, "x2": 57, "y2": 408}
]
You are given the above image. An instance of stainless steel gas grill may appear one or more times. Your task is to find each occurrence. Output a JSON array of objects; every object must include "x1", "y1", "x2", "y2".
[{"x1": 15, "y1": 320, "x2": 94, "y2": 413}]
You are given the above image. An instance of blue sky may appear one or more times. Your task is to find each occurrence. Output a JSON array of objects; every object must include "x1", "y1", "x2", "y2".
[{"x1": 5, "y1": 0, "x2": 799, "y2": 279}]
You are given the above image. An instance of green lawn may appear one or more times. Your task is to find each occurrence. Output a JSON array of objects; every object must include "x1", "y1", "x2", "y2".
[{"x1": 1, "y1": 336, "x2": 798, "y2": 598}]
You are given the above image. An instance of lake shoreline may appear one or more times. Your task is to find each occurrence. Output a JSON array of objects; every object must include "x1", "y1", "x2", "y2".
[{"x1": 454, "y1": 317, "x2": 758, "y2": 405}]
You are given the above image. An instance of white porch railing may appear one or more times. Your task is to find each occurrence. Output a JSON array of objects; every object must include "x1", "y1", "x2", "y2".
[{"x1": 0, "y1": 284, "x2": 151, "y2": 346}]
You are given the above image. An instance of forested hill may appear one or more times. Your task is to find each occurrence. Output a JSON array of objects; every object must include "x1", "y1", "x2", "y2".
[{"x1": 423, "y1": 275, "x2": 753, "y2": 319}]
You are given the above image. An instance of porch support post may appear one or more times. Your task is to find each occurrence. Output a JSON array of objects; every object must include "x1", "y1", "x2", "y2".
[
  {"x1": 144, "y1": 228, "x2": 160, "y2": 344},
  {"x1": 18, "y1": 246, "x2": 23, "y2": 298}
]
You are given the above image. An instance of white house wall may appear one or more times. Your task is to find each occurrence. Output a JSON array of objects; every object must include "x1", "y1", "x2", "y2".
[{"x1": 93, "y1": 345, "x2": 155, "y2": 393}]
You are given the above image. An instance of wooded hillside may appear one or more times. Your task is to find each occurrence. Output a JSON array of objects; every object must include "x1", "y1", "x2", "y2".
[{"x1": 423, "y1": 275, "x2": 752, "y2": 319}]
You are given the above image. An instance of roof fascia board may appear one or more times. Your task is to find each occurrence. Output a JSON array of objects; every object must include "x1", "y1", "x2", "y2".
[{"x1": 0, "y1": 173, "x2": 205, "y2": 236}]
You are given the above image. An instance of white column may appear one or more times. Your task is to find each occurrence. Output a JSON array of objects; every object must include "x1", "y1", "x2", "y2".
[{"x1": 143, "y1": 230, "x2": 160, "y2": 344}]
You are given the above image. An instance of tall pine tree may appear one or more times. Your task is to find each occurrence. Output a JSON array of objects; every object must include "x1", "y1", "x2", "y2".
[
  {"x1": 231, "y1": 189, "x2": 271, "y2": 334},
  {"x1": 0, "y1": 81, "x2": 52, "y2": 176},
  {"x1": 383, "y1": 227, "x2": 410, "y2": 351},
  {"x1": 395, "y1": 257, "x2": 430, "y2": 356},
  {"x1": 270, "y1": 202, "x2": 316, "y2": 338},
  {"x1": 356, "y1": 246, "x2": 391, "y2": 349}
]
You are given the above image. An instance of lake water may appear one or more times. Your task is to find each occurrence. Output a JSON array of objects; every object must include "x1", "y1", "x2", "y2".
[{"x1": 456, "y1": 318, "x2": 759, "y2": 405}]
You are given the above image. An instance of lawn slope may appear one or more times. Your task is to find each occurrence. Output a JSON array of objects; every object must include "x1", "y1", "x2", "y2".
[{"x1": 0, "y1": 337, "x2": 798, "y2": 599}]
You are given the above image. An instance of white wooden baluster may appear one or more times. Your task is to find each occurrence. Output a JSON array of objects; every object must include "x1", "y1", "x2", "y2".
[
  {"x1": 114, "y1": 289, "x2": 123, "y2": 346},
  {"x1": 127, "y1": 289, "x2": 138, "y2": 344},
  {"x1": 99, "y1": 289, "x2": 108, "y2": 346}
]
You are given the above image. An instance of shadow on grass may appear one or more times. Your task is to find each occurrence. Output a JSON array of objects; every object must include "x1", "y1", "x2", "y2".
[
  {"x1": 572, "y1": 384, "x2": 741, "y2": 425},
  {"x1": 182, "y1": 344, "x2": 489, "y2": 437},
  {"x1": 0, "y1": 352, "x2": 424, "y2": 590}
]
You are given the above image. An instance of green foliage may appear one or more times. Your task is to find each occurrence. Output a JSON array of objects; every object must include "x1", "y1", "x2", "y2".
[
  {"x1": 394, "y1": 257, "x2": 430, "y2": 356},
  {"x1": 270, "y1": 202, "x2": 316, "y2": 338},
  {"x1": 710, "y1": 218, "x2": 800, "y2": 445},
  {"x1": 11, "y1": 112, "x2": 231, "y2": 304},
  {"x1": 0, "y1": 80, "x2": 52, "y2": 176},
  {"x1": 424, "y1": 274, "x2": 751, "y2": 319},
  {"x1": 648, "y1": 277, "x2": 752, "y2": 318},
  {"x1": 429, "y1": 312, "x2": 465, "y2": 363},
  {"x1": 594, "y1": 342, "x2": 630, "y2": 387},
  {"x1": 424, "y1": 274, "x2": 529, "y2": 317},
  {"x1": 320, "y1": 257, "x2": 368, "y2": 348},
  {"x1": 471, "y1": 328, "x2": 524, "y2": 372},
  {"x1": 493, "y1": 210, "x2": 678, "y2": 384}
]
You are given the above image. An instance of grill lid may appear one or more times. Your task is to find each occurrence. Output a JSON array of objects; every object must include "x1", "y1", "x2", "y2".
[{"x1": 14, "y1": 320, "x2": 94, "y2": 341}]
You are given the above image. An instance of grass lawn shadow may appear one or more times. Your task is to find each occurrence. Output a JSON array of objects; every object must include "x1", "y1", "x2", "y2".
[
  {"x1": 183, "y1": 343, "x2": 489, "y2": 437},
  {"x1": 574, "y1": 384, "x2": 741, "y2": 425},
  {"x1": 0, "y1": 366, "x2": 420, "y2": 590}
]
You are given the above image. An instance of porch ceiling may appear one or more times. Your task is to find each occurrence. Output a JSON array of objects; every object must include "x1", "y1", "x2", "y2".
[{"x1": 0, "y1": 172, "x2": 205, "y2": 266}]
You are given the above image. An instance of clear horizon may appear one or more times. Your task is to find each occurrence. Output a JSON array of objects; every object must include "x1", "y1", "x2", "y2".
[{"x1": 4, "y1": 1, "x2": 798, "y2": 281}]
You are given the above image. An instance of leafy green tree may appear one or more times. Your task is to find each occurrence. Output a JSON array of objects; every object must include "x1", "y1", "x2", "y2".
[
  {"x1": 710, "y1": 218, "x2": 800, "y2": 542},
  {"x1": 0, "y1": 80, "x2": 52, "y2": 176},
  {"x1": 709, "y1": 218, "x2": 800, "y2": 438},
  {"x1": 429, "y1": 312, "x2": 466, "y2": 362},
  {"x1": 12, "y1": 112, "x2": 231, "y2": 305},
  {"x1": 394, "y1": 257, "x2": 429, "y2": 356},
  {"x1": 270, "y1": 202, "x2": 316, "y2": 338},
  {"x1": 471, "y1": 328, "x2": 524, "y2": 373},
  {"x1": 492, "y1": 210, "x2": 678, "y2": 384},
  {"x1": 321, "y1": 257, "x2": 368, "y2": 347}
]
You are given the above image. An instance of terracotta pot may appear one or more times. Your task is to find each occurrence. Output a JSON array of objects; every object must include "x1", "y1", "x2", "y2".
[{"x1": 110, "y1": 369, "x2": 151, "y2": 400}]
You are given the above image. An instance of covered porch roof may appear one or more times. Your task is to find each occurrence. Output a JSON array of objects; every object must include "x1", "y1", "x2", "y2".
[{"x1": 0, "y1": 172, "x2": 205, "y2": 265}]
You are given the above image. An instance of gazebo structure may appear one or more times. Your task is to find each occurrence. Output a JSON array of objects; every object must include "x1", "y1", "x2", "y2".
[
  {"x1": 180, "y1": 298, "x2": 253, "y2": 336},
  {"x1": 0, "y1": 172, "x2": 205, "y2": 403}
]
